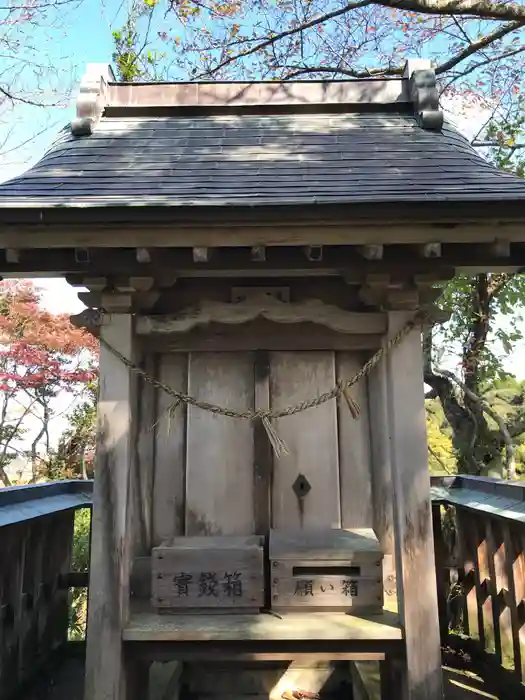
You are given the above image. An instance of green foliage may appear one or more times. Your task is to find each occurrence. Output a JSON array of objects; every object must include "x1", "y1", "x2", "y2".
[
  {"x1": 72, "y1": 507, "x2": 91, "y2": 572},
  {"x1": 486, "y1": 98, "x2": 525, "y2": 178},
  {"x1": 112, "y1": 0, "x2": 165, "y2": 82},
  {"x1": 43, "y1": 379, "x2": 97, "y2": 481},
  {"x1": 68, "y1": 508, "x2": 91, "y2": 641},
  {"x1": 426, "y1": 400, "x2": 456, "y2": 474},
  {"x1": 436, "y1": 274, "x2": 525, "y2": 389}
]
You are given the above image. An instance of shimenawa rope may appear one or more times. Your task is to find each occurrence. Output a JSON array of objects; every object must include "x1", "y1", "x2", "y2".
[{"x1": 98, "y1": 311, "x2": 426, "y2": 457}]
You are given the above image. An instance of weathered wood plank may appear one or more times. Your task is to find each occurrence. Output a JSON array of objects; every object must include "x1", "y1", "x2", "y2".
[
  {"x1": 488, "y1": 519, "x2": 515, "y2": 672},
  {"x1": 367, "y1": 353, "x2": 396, "y2": 606},
  {"x1": 5, "y1": 221, "x2": 525, "y2": 249},
  {"x1": 502, "y1": 524, "x2": 525, "y2": 679},
  {"x1": 0, "y1": 523, "x2": 25, "y2": 698},
  {"x1": 123, "y1": 610, "x2": 403, "y2": 642},
  {"x1": 185, "y1": 352, "x2": 254, "y2": 535},
  {"x1": 135, "y1": 649, "x2": 386, "y2": 662},
  {"x1": 270, "y1": 351, "x2": 341, "y2": 530},
  {"x1": 254, "y1": 350, "x2": 272, "y2": 537},
  {"x1": 136, "y1": 301, "x2": 387, "y2": 336},
  {"x1": 151, "y1": 536, "x2": 264, "y2": 611},
  {"x1": 431, "y1": 504, "x2": 449, "y2": 640},
  {"x1": 386, "y1": 311, "x2": 443, "y2": 700},
  {"x1": 456, "y1": 509, "x2": 479, "y2": 641},
  {"x1": 337, "y1": 352, "x2": 373, "y2": 528},
  {"x1": 485, "y1": 520, "x2": 502, "y2": 664},
  {"x1": 135, "y1": 353, "x2": 157, "y2": 553},
  {"x1": 39, "y1": 511, "x2": 74, "y2": 652},
  {"x1": 153, "y1": 353, "x2": 187, "y2": 545},
  {"x1": 141, "y1": 321, "x2": 383, "y2": 352},
  {"x1": 84, "y1": 313, "x2": 136, "y2": 700}
]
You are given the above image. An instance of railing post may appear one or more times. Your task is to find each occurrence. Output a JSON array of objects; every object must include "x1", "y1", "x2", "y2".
[
  {"x1": 0, "y1": 481, "x2": 91, "y2": 700},
  {"x1": 431, "y1": 503, "x2": 449, "y2": 641}
]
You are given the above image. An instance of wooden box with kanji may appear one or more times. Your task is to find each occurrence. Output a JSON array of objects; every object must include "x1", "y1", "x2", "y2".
[
  {"x1": 269, "y1": 529, "x2": 383, "y2": 613},
  {"x1": 151, "y1": 535, "x2": 264, "y2": 613}
]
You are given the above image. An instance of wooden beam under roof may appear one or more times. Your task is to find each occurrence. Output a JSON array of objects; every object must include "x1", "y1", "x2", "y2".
[
  {"x1": 2, "y1": 220, "x2": 525, "y2": 250},
  {"x1": 1, "y1": 243, "x2": 523, "y2": 279}
]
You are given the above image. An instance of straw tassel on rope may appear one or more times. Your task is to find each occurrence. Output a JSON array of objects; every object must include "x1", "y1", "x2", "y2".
[
  {"x1": 261, "y1": 415, "x2": 289, "y2": 459},
  {"x1": 340, "y1": 384, "x2": 361, "y2": 419},
  {"x1": 97, "y1": 311, "x2": 425, "y2": 459}
]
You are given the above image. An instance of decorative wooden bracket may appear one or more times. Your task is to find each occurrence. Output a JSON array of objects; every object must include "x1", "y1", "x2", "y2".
[
  {"x1": 71, "y1": 63, "x2": 115, "y2": 137},
  {"x1": 404, "y1": 59, "x2": 443, "y2": 132},
  {"x1": 136, "y1": 294, "x2": 387, "y2": 335},
  {"x1": 70, "y1": 308, "x2": 103, "y2": 337}
]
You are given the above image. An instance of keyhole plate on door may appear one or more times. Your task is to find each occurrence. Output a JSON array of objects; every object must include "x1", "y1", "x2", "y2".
[{"x1": 293, "y1": 473, "x2": 312, "y2": 499}]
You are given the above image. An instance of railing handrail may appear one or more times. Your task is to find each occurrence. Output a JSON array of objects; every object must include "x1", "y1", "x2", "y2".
[
  {"x1": 0, "y1": 479, "x2": 93, "y2": 527},
  {"x1": 431, "y1": 474, "x2": 525, "y2": 503},
  {"x1": 0, "y1": 478, "x2": 93, "y2": 505}
]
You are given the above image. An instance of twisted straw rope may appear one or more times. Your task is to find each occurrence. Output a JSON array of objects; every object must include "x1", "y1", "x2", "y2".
[{"x1": 98, "y1": 311, "x2": 426, "y2": 439}]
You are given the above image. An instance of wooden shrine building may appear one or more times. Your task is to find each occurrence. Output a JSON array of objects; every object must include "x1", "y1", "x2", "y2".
[{"x1": 2, "y1": 60, "x2": 525, "y2": 700}]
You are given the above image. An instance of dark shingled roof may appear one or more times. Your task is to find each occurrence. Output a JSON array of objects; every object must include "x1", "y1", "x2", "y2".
[
  {"x1": 1, "y1": 113, "x2": 525, "y2": 208},
  {"x1": 1, "y1": 63, "x2": 525, "y2": 214}
]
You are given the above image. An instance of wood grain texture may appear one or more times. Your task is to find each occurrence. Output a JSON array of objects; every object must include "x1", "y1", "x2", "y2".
[
  {"x1": 84, "y1": 313, "x2": 136, "y2": 700},
  {"x1": 254, "y1": 351, "x2": 272, "y2": 536},
  {"x1": 141, "y1": 321, "x2": 383, "y2": 353},
  {"x1": 123, "y1": 610, "x2": 403, "y2": 642},
  {"x1": 456, "y1": 509, "x2": 480, "y2": 641},
  {"x1": 153, "y1": 353, "x2": 187, "y2": 545},
  {"x1": 135, "y1": 353, "x2": 157, "y2": 553},
  {"x1": 270, "y1": 351, "x2": 340, "y2": 530},
  {"x1": 336, "y1": 352, "x2": 373, "y2": 529},
  {"x1": 151, "y1": 540, "x2": 264, "y2": 611},
  {"x1": 136, "y1": 299, "x2": 387, "y2": 335},
  {"x1": 185, "y1": 352, "x2": 254, "y2": 535},
  {"x1": 502, "y1": 524, "x2": 525, "y2": 679},
  {"x1": 431, "y1": 504, "x2": 449, "y2": 640},
  {"x1": 5, "y1": 222, "x2": 525, "y2": 250},
  {"x1": 271, "y1": 561, "x2": 383, "y2": 612},
  {"x1": 367, "y1": 353, "x2": 396, "y2": 606},
  {"x1": 269, "y1": 528, "x2": 382, "y2": 560},
  {"x1": 0, "y1": 523, "x2": 25, "y2": 698},
  {"x1": 488, "y1": 520, "x2": 514, "y2": 672},
  {"x1": 386, "y1": 311, "x2": 443, "y2": 700},
  {"x1": 484, "y1": 520, "x2": 502, "y2": 662}
]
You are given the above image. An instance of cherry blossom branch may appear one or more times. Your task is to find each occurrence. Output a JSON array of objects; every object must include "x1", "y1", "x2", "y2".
[{"x1": 196, "y1": 0, "x2": 372, "y2": 78}]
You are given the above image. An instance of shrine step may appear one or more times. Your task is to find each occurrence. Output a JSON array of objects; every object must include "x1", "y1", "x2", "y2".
[{"x1": 180, "y1": 661, "x2": 353, "y2": 700}]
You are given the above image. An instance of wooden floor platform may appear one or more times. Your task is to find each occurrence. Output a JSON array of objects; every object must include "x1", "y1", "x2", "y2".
[{"x1": 123, "y1": 611, "x2": 403, "y2": 643}]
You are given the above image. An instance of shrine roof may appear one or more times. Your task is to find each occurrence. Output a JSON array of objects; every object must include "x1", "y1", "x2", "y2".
[{"x1": 1, "y1": 61, "x2": 525, "y2": 224}]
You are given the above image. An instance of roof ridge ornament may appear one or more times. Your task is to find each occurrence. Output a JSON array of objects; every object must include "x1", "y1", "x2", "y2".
[
  {"x1": 71, "y1": 63, "x2": 115, "y2": 137},
  {"x1": 404, "y1": 59, "x2": 443, "y2": 132}
]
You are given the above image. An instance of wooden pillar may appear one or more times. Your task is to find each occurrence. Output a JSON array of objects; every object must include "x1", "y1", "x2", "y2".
[
  {"x1": 386, "y1": 311, "x2": 443, "y2": 700},
  {"x1": 368, "y1": 355, "x2": 397, "y2": 608},
  {"x1": 84, "y1": 313, "x2": 137, "y2": 700}
]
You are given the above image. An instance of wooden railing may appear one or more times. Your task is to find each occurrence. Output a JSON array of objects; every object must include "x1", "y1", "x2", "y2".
[
  {"x1": 3, "y1": 475, "x2": 525, "y2": 697},
  {"x1": 431, "y1": 474, "x2": 525, "y2": 684},
  {"x1": 0, "y1": 480, "x2": 92, "y2": 699}
]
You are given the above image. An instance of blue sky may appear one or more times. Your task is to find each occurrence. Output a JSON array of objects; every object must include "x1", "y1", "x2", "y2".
[{"x1": 1, "y1": 0, "x2": 121, "y2": 180}]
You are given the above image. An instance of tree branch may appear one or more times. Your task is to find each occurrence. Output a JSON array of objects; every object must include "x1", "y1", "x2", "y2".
[
  {"x1": 439, "y1": 369, "x2": 516, "y2": 479},
  {"x1": 377, "y1": 0, "x2": 525, "y2": 23},
  {"x1": 211, "y1": 17, "x2": 520, "y2": 84},
  {"x1": 434, "y1": 21, "x2": 522, "y2": 74},
  {"x1": 425, "y1": 370, "x2": 481, "y2": 473},
  {"x1": 282, "y1": 64, "x2": 401, "y2": 79},
  {"x1": 195, "y1": 0, "x2": 371, "y2": 78}
]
